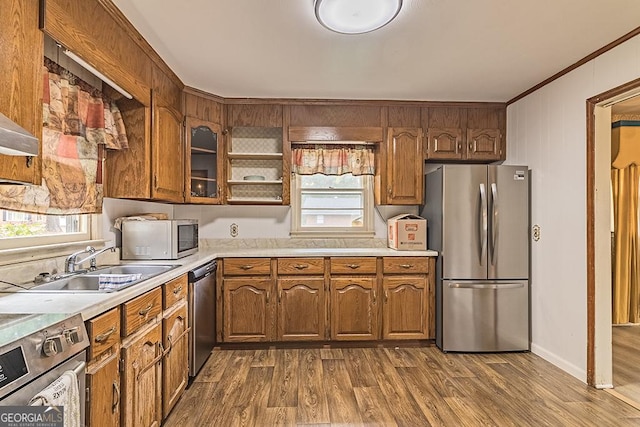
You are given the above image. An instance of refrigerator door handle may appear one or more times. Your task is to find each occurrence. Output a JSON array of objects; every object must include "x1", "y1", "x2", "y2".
[
  {"x1": 479, "y1": 183, "x2": 488, "y2": 265},
  {"x1": 490, "y1": 182, "x2": 499, "y2": 265},
  {"x1": 447, "y1": 282, "x2": 525, "y2": 290}
]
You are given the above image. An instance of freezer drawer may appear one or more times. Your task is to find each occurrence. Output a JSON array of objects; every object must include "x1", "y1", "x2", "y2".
[{"x1": 441, "y1": 280, "x2": 529, "y2": 352}]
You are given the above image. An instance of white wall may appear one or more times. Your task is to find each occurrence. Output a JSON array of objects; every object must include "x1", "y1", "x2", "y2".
[
  {"x1": 506, "y1": 34, "x2": 640, "y2": 382},
  {"x1": 103, "y1": 197, "x2": 417, "y2": 241}
]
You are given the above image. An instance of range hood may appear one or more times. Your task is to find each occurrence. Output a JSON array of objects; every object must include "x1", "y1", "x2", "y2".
[{"x1": 0, "y1": 112, "x2": 39, "y2": 156}]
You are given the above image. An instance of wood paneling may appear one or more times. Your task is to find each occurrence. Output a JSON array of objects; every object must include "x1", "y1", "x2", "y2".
[
  {"x1": 166, "y1": 347, "x2": 640, "y2": 426},
  {"x1": 43, "y1": 0, "x2": 153, "y2": 104},
  {"x1": 288, "y1": 126, "x2": 384, "y2": 142},
  {"x1": 422, "y1": 106, "x2": 465, "y2": 128},
  {"x1": 184, "y1": 88, "x2": 224, "y2": 123},
  {"x1": 289, "y1": 105, "x2": 383, "y2": 127},
  {"x1": 0, "y1": 0, "x2": 42, "y2": 184},
  {"x1": 228, "y1": 104, "x2": 282, "y2": 128},
  {"x1": 388, "y1": 106, "x2": 421, "y2": 127}
]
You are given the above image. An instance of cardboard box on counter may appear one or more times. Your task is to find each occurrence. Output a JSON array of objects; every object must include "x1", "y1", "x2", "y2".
[{"x1": 387, "y1": 214, "x2": 427, "y2": 250}]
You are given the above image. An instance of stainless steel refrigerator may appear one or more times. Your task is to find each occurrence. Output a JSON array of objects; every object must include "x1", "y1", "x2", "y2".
[{"x1": 421, "y1": 165, "x2": 530, "y2": 352}]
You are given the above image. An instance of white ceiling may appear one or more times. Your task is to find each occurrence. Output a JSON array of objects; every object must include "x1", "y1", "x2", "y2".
[{"x1": 112, "y1": 0, "x2": 640, "y2": 103}]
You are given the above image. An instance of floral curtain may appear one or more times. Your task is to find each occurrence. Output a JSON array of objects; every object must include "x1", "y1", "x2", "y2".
[
  {"x1": 292, "y1": 146, "x2": 375, "y2": 176},
  {"x1": 0, "y1": 59, "x2": 129, "y2": 214}
]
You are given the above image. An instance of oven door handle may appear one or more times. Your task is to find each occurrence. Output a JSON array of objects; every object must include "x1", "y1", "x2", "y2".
[{"x1": 73, "y1": 361, "x2": 86, "y2": 376}]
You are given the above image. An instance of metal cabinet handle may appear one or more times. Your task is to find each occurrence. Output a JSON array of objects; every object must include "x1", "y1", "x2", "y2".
[
  {"x1": 266, "y1": 291, "x2": 270, "y2": 304},
  {"x1": 373, "y1": 290, "x2": 377, "y2": 304},
  {"x1": 384, "y1": 290, "x2": 389, "y2": 302},
  {"x1": 241, "y1": 265, "x2": 254, "y2": 270},
  {"x1": 139, "y1": 303, "x2": 153, "y2": 316},
  {"x1": 172, "y1": 285, "x2": 183, "y2": 295},
  {"x1": 347, "y1": 264, "x2": 360, "y2": 269},
  {"x1": 399, "y1": 264, "x2": 413, "y2": 269},
  {"x1": 94, "y1": 326, "x2": 116, "y2": 343},
  {"x1": 112, "y1": 380, "x2": 120, "y2": 411},
  {"x1": 293, "y1": 264, "x2": 309, "y2": 270}
]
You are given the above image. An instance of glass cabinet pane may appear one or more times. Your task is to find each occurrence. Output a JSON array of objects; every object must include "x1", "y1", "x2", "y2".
[{"x1": 189, "y1": 122, "x2": 220, "y2": 200}]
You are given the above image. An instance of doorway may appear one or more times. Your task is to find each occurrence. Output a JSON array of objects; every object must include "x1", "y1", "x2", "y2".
[{"x1": 589, "y1": 78, "x2": 640, "y2": 408}]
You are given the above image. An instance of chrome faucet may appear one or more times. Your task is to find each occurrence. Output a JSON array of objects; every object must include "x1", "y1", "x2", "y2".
[{"x1": 65, "y1": 245, "x2": 116, "y2": 273}]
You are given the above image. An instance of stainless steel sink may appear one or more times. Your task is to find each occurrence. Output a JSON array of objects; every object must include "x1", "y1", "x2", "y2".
[{"x1": 29, "y1": 264, "x2": 180, "y2": 292}]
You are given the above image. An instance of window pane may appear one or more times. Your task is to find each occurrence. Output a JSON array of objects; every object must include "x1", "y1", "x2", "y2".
[
  {"x1": 300, "y1": 174, "x2": 363, "y2": 189},
  {"x1": 301, "y1": 210, "x2": 364, "y2": 228},
  {"x1": 0, "y1": 210, "x2": 82, "y2": 238},
  {"x1": 301, "y1": 192, "x2": 363, "y2": 209}
]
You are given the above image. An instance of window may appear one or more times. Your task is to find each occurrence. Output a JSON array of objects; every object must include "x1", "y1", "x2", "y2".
[
  {"x1": 0, "y1": 209, "x2": 91, "y2": 250},
  {"x1": 291, "y1": 173, "x2": 374, "y2": 237}
]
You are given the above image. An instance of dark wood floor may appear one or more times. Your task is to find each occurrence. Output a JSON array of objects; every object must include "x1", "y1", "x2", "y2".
[
  {"x1": 165, "y1": 345, "x2": 640, "y2": 426},
  {"x1": 613, "y1": 324, "x2": 640, "y2": 406}
]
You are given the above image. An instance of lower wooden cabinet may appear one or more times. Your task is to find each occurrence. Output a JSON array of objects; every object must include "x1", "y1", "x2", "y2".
[
  {"x1": 219, "y1": 256, "x2": 435, "y2": 343},
  {"x1": 162, "y1": 302, "x2": 189, "y2": 418},
  {"x1": 121, "y1": 321, "x2": 163, "y2": 427},
  {"x1": 222, "y1": 278, "x2": 275, "y2": 342},
  {"x1": 86, "y1": 352, "x2": 120, "y2": 427},
  {"x1": 277, "y1": 277, "x2": 326, "y2": 341},
  {"x1": 382, "y1": 276, "x2": 429, "y2": 339},
  {"x1": 330, "y1": 277, "x2": 379, "y2": 341}
]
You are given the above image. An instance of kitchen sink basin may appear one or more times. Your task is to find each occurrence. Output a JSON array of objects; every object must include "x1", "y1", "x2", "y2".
[{"x1": 29, "y1": 264, "x2": 180, "y2": 293}]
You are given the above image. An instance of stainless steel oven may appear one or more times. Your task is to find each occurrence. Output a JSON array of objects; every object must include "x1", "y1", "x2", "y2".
[{"x1": 0, "y1": 314, "x2": 89, "y2": 423}]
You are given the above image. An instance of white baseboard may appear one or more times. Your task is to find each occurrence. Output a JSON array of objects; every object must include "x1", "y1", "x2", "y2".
[{"x1": 531, "y1": 343, "x2": 586, "y2": 383}]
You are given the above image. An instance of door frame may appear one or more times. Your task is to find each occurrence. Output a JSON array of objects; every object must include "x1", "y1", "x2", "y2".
[{"x1": 587, "y1": 76, "x2": 640, "y2": 386}]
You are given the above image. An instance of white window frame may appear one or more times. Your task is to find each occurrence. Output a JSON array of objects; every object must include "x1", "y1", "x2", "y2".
[
  {"x1": 0, "y1": 213, "x2": 95, "y2": 251},
  {"x1": 290, "y1": 173, "x2": 375, "y2": 238}
]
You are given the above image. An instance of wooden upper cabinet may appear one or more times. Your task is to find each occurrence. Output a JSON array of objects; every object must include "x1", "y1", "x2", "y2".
[
  {"x1": 426, "y1": 128, "x2": 464, "y2": 160},
  {"x1": 377, "y1": 127, "x2": 423, "y2": 205},
  {"x1": 151, "y1": 66, "x2": 184, "y2": 203},
  {"x1": 0, "y1": 0, "x2": 43, "y2": 184},
  {"x1": 423, "y1": 106, "x2": 505, "y2": 162},
  {"x1": 185, "y1": 117, "x2": 223, "y2": 204}
]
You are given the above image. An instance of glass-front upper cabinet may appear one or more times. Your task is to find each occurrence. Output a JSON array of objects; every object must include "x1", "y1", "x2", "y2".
[{"x1": 185, "y1": 117, "x2": 224, "y2": 204}]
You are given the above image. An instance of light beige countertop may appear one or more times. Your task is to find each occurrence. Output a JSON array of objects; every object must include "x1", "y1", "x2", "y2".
[{"x1": 0, "y1": 245, "x2": 437, "y2": 322}]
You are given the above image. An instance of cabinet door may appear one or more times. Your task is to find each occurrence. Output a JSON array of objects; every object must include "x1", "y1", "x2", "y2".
[
  {"x1": 0, "y1": 0, "x2": 42, "y2": 184},
  {"x1": 277, "y1": 277, "x2": 326, "y2": 341},
  {"x1": 162, "y1": 303, "x2": 189, "y2": 418},
  {"x1": 382, "y1": 276, "x2": 429, "y2": 340},
  {"x1": 330, "y1": 277, "x2": 378, "y2": 341},
  {"x1": 86, "y1": 352, "x2": 120, "y2": 427},
  {"x1": 466, "y1": 128, "x2": 502, "y2": 161},
  {"x1": 185, "y1": 118, "x2": 223, "y2": 204},
  {"x1": 426, "y1": 128, "x2": 463, "y2": 160},
  {"x1": 152, "y1": 100, "x2": 184, "y2": 202},
  {"x1": 385, "y1": 127, "x2": 423, "y2": 205},
  {"x1": 223, "y1": 278, "x2": 275, "y2": 342},
  {"x1": 121, "y1": 322, "x2": 162, "y2": 427}
]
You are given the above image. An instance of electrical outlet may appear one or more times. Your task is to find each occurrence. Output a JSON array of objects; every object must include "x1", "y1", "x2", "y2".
[
  {"x1": 532, "y1": 224, "x2": 541, "y2": 242},
  {"x1": 230, "y1": 223, "x2": 239, "y2": 238}
]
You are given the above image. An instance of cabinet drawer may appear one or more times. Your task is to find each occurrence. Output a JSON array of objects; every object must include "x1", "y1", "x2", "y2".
[
  {"x1": 163, "y1": 274, "x2": 188, "y2": 309},
  {"x1": 383, "y1": 257, "x2": 429, "y2": 274},
  {"x1": 330, "y1": 257, "x2": 377, "y2": 275},
  {"x1": 223, "y1": 258, "x2": 271, "y2": 276},
  {"x1": 86, "y1": 307, "x2": 121, "y2": 361},
  {"x1": 277, "y1": 258, "x2": 324, "y2": 275},
  {"x1": 122, "y1": 287, "x2": 162, "y2": 337}
]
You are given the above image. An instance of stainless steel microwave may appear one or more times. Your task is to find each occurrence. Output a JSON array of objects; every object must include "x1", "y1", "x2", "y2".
[{"x1": 121, "y1": 219, "x2": 198, "y2": 260}]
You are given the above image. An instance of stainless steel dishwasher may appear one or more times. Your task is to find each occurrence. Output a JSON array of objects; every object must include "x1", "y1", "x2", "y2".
[{"x1": 188, "y1": 260, "x2": 216, "y2": 377}]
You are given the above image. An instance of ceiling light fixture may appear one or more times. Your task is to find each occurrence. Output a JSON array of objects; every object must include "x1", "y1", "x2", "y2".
[{"x1": 314, "y1": 0, "x2": 403, "y2": 35}]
